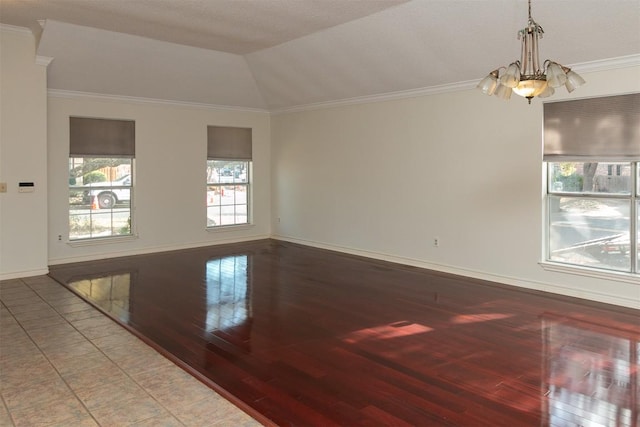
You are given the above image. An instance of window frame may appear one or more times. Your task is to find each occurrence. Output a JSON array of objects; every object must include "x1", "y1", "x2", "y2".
[
  {"x1": 543, "y1": 161, "x2": 639, "y2": 279},
  {"x1": 206, "y1": 159, "x2": 251, "y2": 229},
  {"x1": 68, "y1": 156, "x2": 135, "y2": 242}
]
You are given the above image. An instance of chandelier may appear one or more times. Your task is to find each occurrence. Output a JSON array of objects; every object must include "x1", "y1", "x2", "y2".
[{"x1": 477, "y1": 0, "x2": 585, "y2": 103}]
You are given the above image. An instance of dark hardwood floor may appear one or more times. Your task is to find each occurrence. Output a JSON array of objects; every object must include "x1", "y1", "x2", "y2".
[{"x1": 48, "y1": 239, "x2": 640, "y2": 426}]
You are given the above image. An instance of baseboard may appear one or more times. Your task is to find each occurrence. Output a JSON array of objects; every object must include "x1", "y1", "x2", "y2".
[
  {"x1": 48, "y1": 233, "x2": 270, "y2": 265},
  {"x1": 272, "y1": 235, "x2": 640, "y2": 310},
  {"x1": 0, "y1": 268, "x2": 50, "y2": 281}
]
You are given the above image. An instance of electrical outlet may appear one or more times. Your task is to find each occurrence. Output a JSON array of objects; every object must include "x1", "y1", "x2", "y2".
[
  {"x1": 433, "y1": 237, "x2": 439, "y2": 247},
  {"x1": 58, "y1": 234, "x2": 62, "y2": 241}
]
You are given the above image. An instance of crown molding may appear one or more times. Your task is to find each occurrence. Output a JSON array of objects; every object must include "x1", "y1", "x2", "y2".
[
  {"x1": 271, "y1": 54, "x2": 640, "y2": 115},
  {"x1": 571, "y1": 54, "x2": 640, "y2": 74},
  {"x1": 270, "y1": 80, "x2": 478, "y2": 115},
  {"x1": 47, "y1": 89, "x2": 270, "y2": 114},
  {"x1": 0, "y1": 24, "x2": 33, "y2": 35}
]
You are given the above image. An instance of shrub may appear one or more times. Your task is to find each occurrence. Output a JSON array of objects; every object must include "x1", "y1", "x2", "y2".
[{"x1": 83, "y1": 171, "x2": 107, "y2": 184}]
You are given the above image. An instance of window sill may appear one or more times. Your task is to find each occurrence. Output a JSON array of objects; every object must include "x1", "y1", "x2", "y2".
[
  {"x1": 67, "y1": 234, "x2": 138, "y2": 247},
  {"x1": 206, "y1": 224, "x2": 254, "y2": 233},
  {"x1": 539, "y1": 261, "x2": 640, "y2": 285}
]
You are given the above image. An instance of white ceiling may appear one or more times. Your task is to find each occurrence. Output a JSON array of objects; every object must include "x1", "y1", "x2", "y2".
[{"x1": 1, "y1": 0, "x2": 639, "y2": 111}]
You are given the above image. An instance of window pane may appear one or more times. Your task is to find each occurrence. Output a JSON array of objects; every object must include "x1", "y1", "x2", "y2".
[
  {"x1": 548, "y1": 162, "x2": 631, "y2": 194},
  {"x1": 69, "y1": 157, "x2": 132, "y2": 240},
  {"x1": 207, "y1": 160, "x2": 248, "y2": 184},
  {"x1": 207, "y1": 160, "x2": 249, "y2": 228},
  {"x1": 548, "y1": 197, "x2": 630, "y2": 272}
]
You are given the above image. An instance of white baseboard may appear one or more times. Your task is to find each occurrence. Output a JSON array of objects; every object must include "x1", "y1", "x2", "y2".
[
  {"x1": 272, "y1": 235, "x2": 640, "y2": 310},
  {"x1": 48, "y1": 234, "x2": 270, "y2": 265}
]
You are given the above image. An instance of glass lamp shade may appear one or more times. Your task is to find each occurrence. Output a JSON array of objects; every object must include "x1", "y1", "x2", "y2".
[
  {"x1": 512, "y1": 78, "x2": 548, "y2": 98},
  {"x1": 494, "y1": 83, "x2": 513, "y2": 100},
  {"x1": 477, "y1": 73, "x2": 499, "y2": 95},
  {"x1": 538, "y1": 83, "x2": 555, "y2": 98},
  {"x1": 546, "y1": 62, "x2": 567, "y2": 88},
  {"x1": 500, "y1": 63, "x2": 521, "y2": 88},
  {"x1": 564, "y1": 70, "x2": 586, "y2": 93}
]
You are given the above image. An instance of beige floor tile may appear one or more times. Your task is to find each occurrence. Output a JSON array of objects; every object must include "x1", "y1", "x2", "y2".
[
  {"x1": 0, "y1": 294, "x2": 41, "y2": 308},
  {"x1": 131, "y1": 413, "x2": 185, "y2": 426},
  {"x1": 61, "y1": 307, "x2": 104, "y2": 323},
  {"x1": 21, "y1": 276, "x2": 58, "y2": 286},
  {"x1": 171, "y1": 394, "x2": 250, "y2": 427},
  {"x1": 0, "y1": 355, "x2": 60, "y2": 390},
  {"x1": 0, "y1": 321, "x2": 27, "y2": 339},
  {"x1": 63, "y1": 360, "x2": 130, "y2": 392},
  {"x1": 27, "y1": 324, "x2": 86, "y2": 349},
  {"x1": 48, "y1": 349, "x2": 114, "y2": 377},
  {"x1": 18, "y1": 313, "x2": 68, "y2": 331},
  {"x1": 1, "y1": 377, "x2": 74, "y2": 412},
  {"x1": 74, "y1": 377, "x2": 152, "y2": 411},
  {"x1": 70, "y1": 315, "x2": 115, "y2": 331},
  {"x1": 11, "y1": 307, "x2": 60, "y2": 323},
  {"x1": 91, "y1": 329, "x2": 143, "y2": 350},
  {"x1": 89, "y1": 395, "x2": 168, "y2": 426},
  {"x1": 45, "y1": 294, "x2": 87, "y2": 309},
  {"x1": 79, "y1": 320, "x2": 128, "y2": 341},
  {"x1": 0, "y1": 398, "x2": 14, "y2": 427},
  {"x1": 102, "y1": 341, "x2": 174, "y2": 376},
  {"x1": 9, "y1": 394, "x2": 89, "y2": 427},
  {"x1": 0, "y1": 336, "x2": 39, "y2": 361},
  {"x1": 39, "y1": 339, "x2": 98, "y2": 364},
  {"x1": 133, "y1": 366, "x2": 221, "y2": 411},
  {"x1": 0, "y1": 279, "x2": 24, "y2": 288},
  {"x1": 53, "y1": 300, "x2": 95, "y2": 315},
  {"x1": 35, "y1": 290, "x2": 78, "y2": 305},
  {"x1": 5, "y1": 301, "x2": 52, "y2": 316}
]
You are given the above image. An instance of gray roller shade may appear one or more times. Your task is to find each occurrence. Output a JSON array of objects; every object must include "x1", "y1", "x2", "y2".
[
  {"x1": 207, "y1": 126, "x2": 252, "y2": 160},
  {"x1": 543, "y1": 93, "x2": 640, "y2": 161},
  {"x1": 70, "y1": 117, "x2": 135, "y2": 157}
]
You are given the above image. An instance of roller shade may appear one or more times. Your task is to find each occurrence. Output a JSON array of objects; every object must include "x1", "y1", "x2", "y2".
[
  {"x1": 70, "y1": 117, "x2": 135, "y2": 157},
  {"x1": 207, "y1": 126, "x2": 252, "y2": 160},
  {"x1": 543, "y1": 93, "x2": 640, "y2": 161}
]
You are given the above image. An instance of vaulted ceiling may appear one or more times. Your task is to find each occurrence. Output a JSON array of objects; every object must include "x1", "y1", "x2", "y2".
[{"x1": 1, "y1": 0, "x2": 639, "y2": 111}]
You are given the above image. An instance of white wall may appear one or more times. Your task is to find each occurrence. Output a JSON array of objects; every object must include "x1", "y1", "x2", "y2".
[
  {"x1": 271, "y1": 65, "x2": 640, "y2": 309},
  {"x1": 48, "y1": 95, "x2": 271, "y2": 264},
  {"x1": 0, "y1": 27, "x2": 49, "y2": 279}
]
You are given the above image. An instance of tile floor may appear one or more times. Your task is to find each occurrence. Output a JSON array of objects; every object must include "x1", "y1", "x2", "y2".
[{"x1": 0, "y1": 275, "x2": 262, "y2": 427}]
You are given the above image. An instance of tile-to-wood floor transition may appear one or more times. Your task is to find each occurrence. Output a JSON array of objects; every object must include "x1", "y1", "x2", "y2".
[{"x1": 0, "y1": 275, "x2": 260, "y2": 427}]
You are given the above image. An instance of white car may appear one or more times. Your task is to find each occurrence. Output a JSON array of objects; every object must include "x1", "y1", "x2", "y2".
[{"x1": 84, "y1": 175, "x2": 131, "y2": 209}]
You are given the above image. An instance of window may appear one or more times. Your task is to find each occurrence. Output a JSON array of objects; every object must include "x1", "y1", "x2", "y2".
[
  {"x1": 206, "y1": 126, "x2": 252, "y2": 227},
  {"x1": 544, "y1": 94, "x2": 640, "y2": 275},
  {"x1": 68, "y1": 117, "x2": 135, "y2": 241},
  {"x1": 547, "y1": 162, "x2": 637, "y2": 272}
]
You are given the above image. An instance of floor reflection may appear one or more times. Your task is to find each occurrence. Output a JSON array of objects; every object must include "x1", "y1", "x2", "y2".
[
  {"x1": 205, "y1": 255, "x2": 252, "y2": 352},
  {"x1": 542, "y1": 313, "x2": 639, "y2": 426},
  {"x1": 67, "y1": 271, "x2": 133, "y2": 322}
]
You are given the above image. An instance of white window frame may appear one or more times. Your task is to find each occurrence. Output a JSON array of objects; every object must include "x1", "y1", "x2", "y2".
[
  {"x1": 542, "y1": 161, "x2": 639, "y2": 281},
  {"x1": 206, "y1": 159, "x2": 251, "y2": 228},
  {"x1": 68, "y1": 156, "x2": 135, "y2": 242}
]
